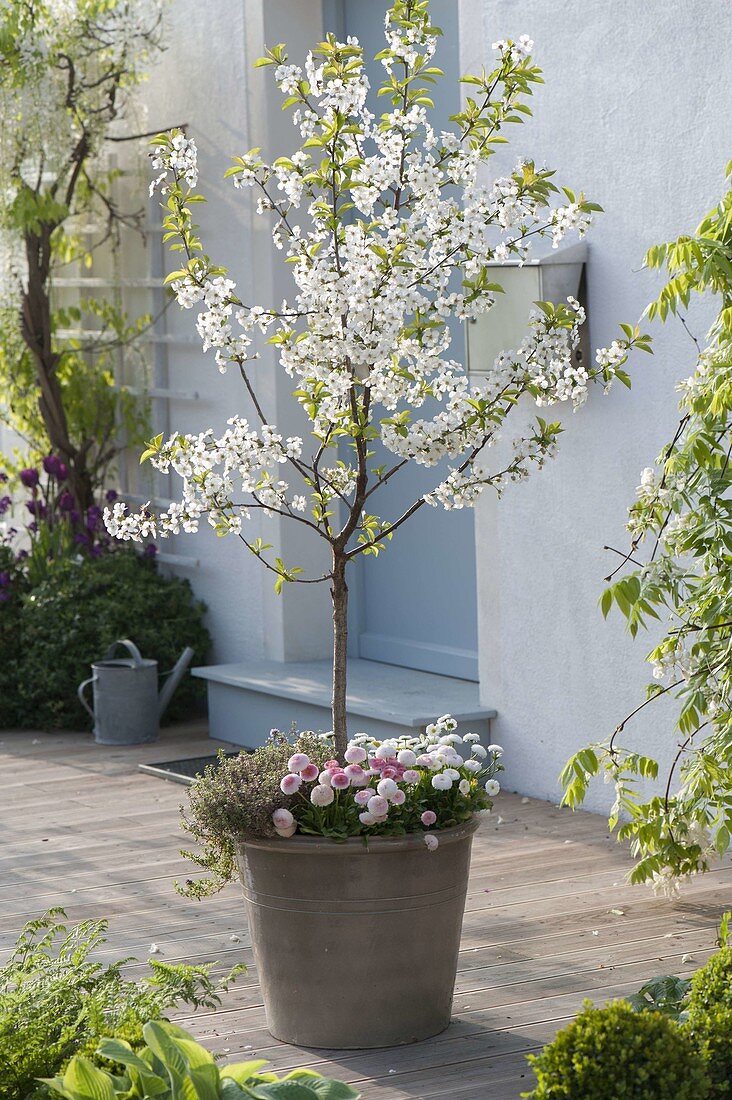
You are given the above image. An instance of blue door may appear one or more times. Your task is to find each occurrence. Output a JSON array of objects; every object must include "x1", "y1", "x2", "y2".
[{"x1": 343, "y1": 0, "x2": 479, "y2": 681}]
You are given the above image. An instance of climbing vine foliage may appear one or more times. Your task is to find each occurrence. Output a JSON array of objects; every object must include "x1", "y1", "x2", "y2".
[{"x1": 562, "y1": 165, "x2": 732, "y2": 893}]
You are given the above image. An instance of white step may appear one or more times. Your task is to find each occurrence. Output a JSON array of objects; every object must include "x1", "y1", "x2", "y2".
[{"x1": 192, "y1": 658, "x2": 495, "y2": 748}]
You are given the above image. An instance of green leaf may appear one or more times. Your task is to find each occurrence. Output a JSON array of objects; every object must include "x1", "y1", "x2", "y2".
[
  {"x1": 142, "y1": 1020, "x2": 189, "y2": 1080},
  {"x1": 305, "y1": 1079, "x2": 361, "y2": 1098},
  {"x1": 140, "y1": 432, "x2": 164, "y2": 464},
  {"x1": 600, "y1": 588, "x2": 613, "y2": 618},
  {"x1": 253, "y1": 1085, "x2": 322, "y2": 1099},
  {"x1": 189, "y1": 1062, "x2": 221, "y2": 1100},
  {"x1": 221, "y1": 1062, "x2": 271, "y2": 1086},
  {"x1": 162, "y1": 1023, "x2": 216, "y2": 1069},
  {"x1": 63, "y1": 1057, "x2": 118, "y2": 1100},
  {"x1": 96, "y1": 1039, "x2": 153, "y2": 1077}
]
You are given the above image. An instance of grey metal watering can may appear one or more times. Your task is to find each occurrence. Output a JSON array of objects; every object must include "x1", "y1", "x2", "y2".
[{"x1": 77, "y1": 639, "x2": 195, "y2": 745}]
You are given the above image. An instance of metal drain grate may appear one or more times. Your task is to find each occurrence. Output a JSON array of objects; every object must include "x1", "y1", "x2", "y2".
[{"x1": 138, "y1": 750, "x2": 250, "y2": 785}]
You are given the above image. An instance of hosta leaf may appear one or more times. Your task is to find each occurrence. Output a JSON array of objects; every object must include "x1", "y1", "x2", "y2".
[{"x1": 63, "y1": 1057, "x2": 118, "y2": 1100}]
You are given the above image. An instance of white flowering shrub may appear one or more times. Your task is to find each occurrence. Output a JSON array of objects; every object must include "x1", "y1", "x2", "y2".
[
  {"x1": 274, "y1": 714, "x2": 502, "y2": 845},
  {"x1": 106, "y1": 0, "x2": 647, "y2": 754},
  {"x1": 562, "y1": 167, "x2": 732, "y2": 893},
  {"x1": 0, "y1": 0, "x2": 163, "y2": 215},
  {"x1": 0, "y1": 0, "x2": 165, "y2": 511}
]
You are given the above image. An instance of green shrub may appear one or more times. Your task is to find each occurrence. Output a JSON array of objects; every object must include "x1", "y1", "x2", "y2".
[
  {"x1": 523, "y1": 999, "x2": 709, "y2": 1099},
  {"x1": 1, "y1": 549, "x2": 210, "y2": 729},
  {"x1": 0, "y1": 909, "x2": 242, "y2": 1100},
  {"x1": 43, "y1": 1019, "x2": 360, "y2": 1099},
  {"x1": 688, "y1": 947, "x2": 732, "y2": 1014},
  {"x1": 684, "y1": 1006, "x2": 732, "y2": 1100},
  {"x1": 684, "y1": 941, "x2": 732, "y2": 1096},
  {"x1": 0, "y1": 542, "x2": 27, "y2": 726}
]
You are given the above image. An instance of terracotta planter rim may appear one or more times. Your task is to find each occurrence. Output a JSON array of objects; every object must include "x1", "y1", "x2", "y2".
[{"x1": 238, "y1": 815, "x2": 480, "y2": 854}]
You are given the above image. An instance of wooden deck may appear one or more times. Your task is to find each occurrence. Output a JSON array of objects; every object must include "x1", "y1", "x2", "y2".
[{"x1": 1, "y1": 723, "x2": 730, "y2": 1099}]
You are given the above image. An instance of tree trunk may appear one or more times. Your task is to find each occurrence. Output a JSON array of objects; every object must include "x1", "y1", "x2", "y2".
[
  {"x1": 20, "y1": 228, "x2": 95, "y2": 514},
  {"x1": 330, "y1": 550, "x2": 349, "y2": 758}
]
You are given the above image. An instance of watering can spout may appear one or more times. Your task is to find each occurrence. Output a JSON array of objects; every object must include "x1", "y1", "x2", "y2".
[{"x1": 158, "y1": 646, "x2": 195, "y2": 718}]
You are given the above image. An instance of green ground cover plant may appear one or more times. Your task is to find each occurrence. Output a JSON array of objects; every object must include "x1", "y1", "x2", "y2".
[{"x1": 0, "y1": 910, "x2": 242, "y2": 1100}]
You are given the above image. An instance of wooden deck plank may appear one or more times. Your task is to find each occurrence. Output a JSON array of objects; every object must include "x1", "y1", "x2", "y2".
[{"x1": 1, "y1": 724, "x2": 730, "y2": 1100}]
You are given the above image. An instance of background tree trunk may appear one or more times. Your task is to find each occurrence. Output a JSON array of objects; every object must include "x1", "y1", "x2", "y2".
[
  {"x1": 331, "y1": 550, "x2": 349, "y2": 758},
  {"x1": 20, "y1": 228, "x2": 95, "y2": 513}
]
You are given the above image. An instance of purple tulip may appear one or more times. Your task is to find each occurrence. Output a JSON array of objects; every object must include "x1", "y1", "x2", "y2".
[
  {"x1": 105, "y1": 488, "x2": 119, "y2": 504},
  {"x1": 86, "y1": 505, "x2": 103, "y2": 531},
  {"x1": 26, "y1": 499, "x2": 46, "y2": 519},
  {"x1": 74, "y1": 531, "x2": 90, "y2": 547},
  {"x1": 19, "y1": 468, "x2": 40, "y2": 490},
  {"x1": 0, "y1": 571, "x2": 11, "y2": 588},
  {"x1": 58, "y1": 490, "x2": 74, "y2": 512},
  {"x1": 143, "y1": 543, "x2": 158, "y2": 559},
  {"x1": 43, "y1": 455, "x2": 69, "y2": 481}
]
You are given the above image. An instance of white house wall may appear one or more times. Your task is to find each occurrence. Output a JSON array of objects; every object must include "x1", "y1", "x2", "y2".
[
  {"x1": 463, "y1": 0, "x2": 728, "y2": 811},
  {"x1": 141, "y1": 0, "x2": 334, "y2": 665}
]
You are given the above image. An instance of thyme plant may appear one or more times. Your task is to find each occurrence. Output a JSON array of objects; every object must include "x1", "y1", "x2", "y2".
[{"x1": 106, "y1": 0, "x2": 644, "y2": 756}]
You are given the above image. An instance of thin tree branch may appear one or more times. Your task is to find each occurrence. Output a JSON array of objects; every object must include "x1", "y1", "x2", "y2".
[
  {"x1": 664, "y1": 722, "x2": 708, "y2": 812},
  {"x1": 608, "y1": 679, "x2": 685, "y2": 757},
  {"x1": 235, "y1": 532, "x2": 331, "y2": 584},
  {"x1": 108, "y1": 123, "x2": 189, "y2": 143}
]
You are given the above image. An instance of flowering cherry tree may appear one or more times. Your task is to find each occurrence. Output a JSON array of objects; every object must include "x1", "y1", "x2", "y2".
[{"x1": 106, "y1": 0, "x2": 646, "y2": 756}]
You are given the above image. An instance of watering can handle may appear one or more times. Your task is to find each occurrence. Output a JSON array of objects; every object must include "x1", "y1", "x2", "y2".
[
  {"x1": 77, "y1": 676, "x2": 95, "y2": 720},
  {"x1": 103, "y1": 638, "x2": 144, "y2": 666}
]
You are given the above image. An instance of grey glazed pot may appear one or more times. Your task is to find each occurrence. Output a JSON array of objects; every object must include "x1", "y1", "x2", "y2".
[{"x1": 234, "y1": 817, "x2": 479, "y2": 1048}]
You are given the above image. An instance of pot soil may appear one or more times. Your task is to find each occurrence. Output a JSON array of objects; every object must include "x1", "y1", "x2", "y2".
[{"x1": 235, "y1": 817, "x2": 479, "y2": 1048}]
